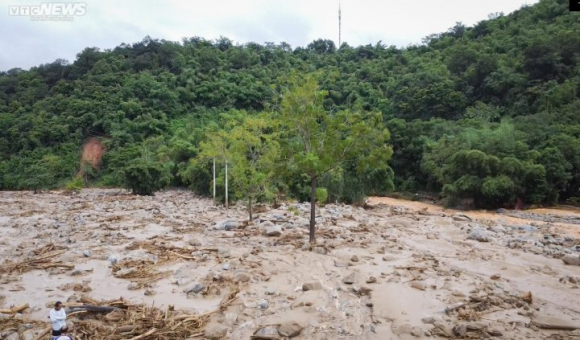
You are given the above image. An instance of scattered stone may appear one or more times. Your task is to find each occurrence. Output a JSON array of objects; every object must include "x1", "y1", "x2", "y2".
[
  {"x1": 218, "y1": 220, "x2": 240, "y2": 231},
  {"x1": 222, "y1": 263, "x2": 231, "y2": 270},
  {"x1": 421, "y1": 316, "x2": 436, "y2": 324},
  {"x1": 265, "y1": 288, "x2": 276, "y2": 295},
  {"x1": 188, "y1": 238, "x2": 202, "y2": 246},
  {"x1": 127, "y1": 282, "x2": 140, "y2": 290},
  {"x1": 351, "y1": 255, "x2": 359, "y2": 262},
  {"x1": 258, "y1": 299, "x2": 269, "y2": 309},
  {"x1": 82, "y1": 250, "x2": 92, "y2": 257},
  {"x1": 452, "y1": 324, "x2": 467, "y2": 337},
  {"x1": 467, "y1": 228, "x2": 494, "y2": 242},
  {"x1": 254, "y1": 326, "x2": 279, "y2": 338},
  {"x1": 496, "y1": 208, "x2": 507, "y2": 214},
  {"x1": 382, "y1": 255, "x2": 396, "y2": 261},
  {"x1": 234, "y1": 272, "x2": 251, "y2": 283},
  {"x1": 366, "y1": 276, "x2": 377, "y2": 284},
  {"x1": 490, "y1": 274, "x2": 501, "y2": 280},
  {"x1": 302, "y1": 282, "x2": 322, "y2": 291},
  {"x1": 21, "y1": 330, "x2": 35, "y2": 340},
  {"x1": 264, "y1": 225, "x2": 282, "y2": 237},
  {"x1": 562, "y1": 254, "x2": 580, "y2": 266},
  {"x1": 410, "y1": 281, "x2": 427, "y2": 290},
  {"x1": 204, "y1": 322, "x2": 228, "y2": 339},
  {"x1": 278, "y1": 321, "x2": 303, "y2": 337},
  {"x1": 342, "y1": 273, "x2": 355, "y2": 284},
  {"x1": 410, "y1": 326, "x2": 423, "y2": 337},
  {"x1": 487, "y1": 327, "x2": 503, "y2": 336},
  {"x1": 186, "y1": 283, "x2": 205, "y2": 294},
  {"x1": 426, "y1": 233, "x2": 436, "y2": 239},
  {"x1": 313, "y1": 247, "x2": 328, "y2": 255},
  {"x1": 108, "y1": 254, "x2": 119, "y2": 265},
  {"x1": 144, "y1": 289, "x2": 155, "y2": 296}
]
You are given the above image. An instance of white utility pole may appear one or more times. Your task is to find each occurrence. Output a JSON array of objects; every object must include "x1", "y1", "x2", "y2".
[
  {"x1": 213, "y1": 158, "x2": 216, "y2": 205},
  {"x1": 225, "y1": 161, "x2": 229, "y2": 210}
]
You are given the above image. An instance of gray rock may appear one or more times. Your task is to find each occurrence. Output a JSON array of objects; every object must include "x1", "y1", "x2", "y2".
[
  {"x1": 258, "y1": 299, "x2": 269, "y2": 309},
  {"x1": 351, "y1": 255, "x2": 359, "y2": 262},
  {"x1": 255, "y1": 326, "x2": 279, "y2": 338},
  {"x1": 234, "y1": 272, "x2": 251, "y2": 283},
  {"x1": 410, "y1": 281, "x2": 427, "y2": 290},
  {"x1": 562, "y1": 254, "x2": 580, "y2": 266},
  {"x1": 222, "y1": 263, "x2": 231, "y2": 270},
  {"x1": 218, "y1": 220, "x2": 240, "y2": 231},
  {"x1": 496, "y1": 208, "x2": 507, "y2": 214},
  {"x1": 302, "y1": 282, "x2": 322, "y2": 291},
  {"x1": 127, "y1": 282, "x2": 140, "y2": 290},
  {"x1": 278, "y1": 321, "x2": 304, "y2": 337},
  {"x1": 264, "y1": 225, "x2": 282, "y2": 237},
  {"x1": 204, "y1": 322, "x2": 228, "y2": 339},
  {"x1": 22, "y1": 330, "x2": 35, "y2": 340},
  {"x1": 265, "y1": 288, "x2": 276, "y2": 295},
  {"x1": 421, "y1": 316, "x2": 437, "y2": 324},
  {"x1": 467, "y1": 228, "x2": 494, "y2": 242},
  {"x1": 82, "y1": 250, "x2": 92, "y2": 257},
  {"x1": 108, "y1": 254, "x2": 119, "y2": 265},
  {"x1": 260, "y1": 220, "x2": 275, "y2": 228},
  {"x1": 342, "y1": 273, "x2": 355, "y2": 284},
  {"x1": 186, "y1": 283, "x2": 205, "y2": 294},
  {"x1": 313, "y1": 247, "x2": 327, "y2": 255},
  {"x1": 188, "y1": 238, "x2": 202, "y2": 246},
  {"x1": 5, "y1": 332, "x2": 19, "y2": 340}
]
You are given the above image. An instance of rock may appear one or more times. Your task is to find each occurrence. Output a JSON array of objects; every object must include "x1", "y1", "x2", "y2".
[
  {"x1": 108, "y1": 254, "x2": 119, "y2": 265},
  {"x1": 532, "y1": 315, "x2": 580, "y2": 330},
  {"x1": 222, "y1": 263, "x2": 231, "y2": 270},
  {"x1": 351, "y1": 255, "x2": 359, "y2": 262},
  {"x1": 5, "y1": 332, "x2": 19, "y2": 340},
  {"x1": 366, "y1": 276, "x2": 377, "y2": 284},
  {"x1": 186, "y1": 283, "x2": 205, "y2": 294},
  {"x1": 452, "y1": 324, "x2": 467, "y2": 337},
  {"x1": 254, "y1": 326, "x2": 279, "y2": 338},
  {"x1": 278, "y1": 321, "x2": 303, "y2": 337},
  {"x1": 487, "y1": 327, "x2": 503, "y2": 336},
  {"x1": 421, "y1": 316, "x2": 437, "y2": 324},
  {"x1": 426, "y1": 233, "x2": 436, "y2": 239},
  {"x1": 204, "y1": 322, "x2": 228, "y2": 339},
  {"x1": 188, "y1": 238, "x2": 202, "y2": 246},
  {"x1": 392, "y1": 323, "x2": 413, "y2": 335},
  {"x1": 234, "y1": 272, "x2": 251, "y2": 283},
  {"x1": 82, "y1": 250, "x2": 92, "y2": 257},
  {"x1": 453, "y1": 214, "x2": 472, "y2": 222},
  {"x1": 144, "y1": 289, "x2": 155, "y2": 296},
  {"x1": 562, "y1": 254, "x2": 580, "y2": 266},
  {"x1": 410, "y1": 281, "x2": 427, "y2": 290},
  {"x1": 411, "y1": 326, "x2": 423, "y2": 337},
  {"x1": 302, "y1": 282, "x2": 322, "y2": 291},
  {"x1": 342, "y1": 273, "x2": 355, "y2": 284},
  {"x1": 218, "y1": 219, "x2": 240, "y2": 231},
  {"x1": 496, "y1": 208, "x2": 507, "y2": 214},
  {"x1": 467, "y1": 228, "x2": 494, "y2": 242},
  {"x1": 353, "y1": 285, "x2": 372, "y2": 296},
  {"x1": 490, "y1": 274, "x2": 501, "y2": 280},
  {"x1": 264, "y1": 225, "x2": 282, "y2": 237},
  {"x1": 312, "y1": 247, "x2": 327, "y2": 255},
  {"x1": 127, "y1": 282, "x2": 140, "y2": 290},
  {"x1": 265, "y1": 288, "x2": 276, "y2": 295},
  {"x1": 382, "y1": 255, "x2": 396, "y2": 261},
  {"x1": 258, "y1": 299, "x2": 269, "y2": 309},
  {"x1": 21, "y1": 330, "x2": 34, "y2": 340}
]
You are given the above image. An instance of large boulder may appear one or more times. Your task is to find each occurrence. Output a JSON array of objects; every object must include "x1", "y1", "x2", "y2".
[{"x1": 562, "y1": 254, "x2": 580, "y2": 266}]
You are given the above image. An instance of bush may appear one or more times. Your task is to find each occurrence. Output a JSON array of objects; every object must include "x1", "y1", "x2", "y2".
[
  {"x1": 120, "y1": 160, "x2": 172, "y2": 195},
  {"x1": 64, "y1": 176, "x2": 84, "y2": 193},
  {"x1": 316, "y1": 187, "x2": 328, "y2": 204}
]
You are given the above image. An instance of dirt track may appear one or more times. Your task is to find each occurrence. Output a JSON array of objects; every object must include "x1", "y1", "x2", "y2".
[{"x1": 1, "y1": 189, "x2": 580, "y2": 339}]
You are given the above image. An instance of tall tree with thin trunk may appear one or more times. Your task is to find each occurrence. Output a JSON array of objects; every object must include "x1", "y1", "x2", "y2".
[{"x1": 278, "y1": 74, "x2": 393, "y2": 243}]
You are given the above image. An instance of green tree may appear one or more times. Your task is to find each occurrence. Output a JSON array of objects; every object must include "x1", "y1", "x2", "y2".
[{"x1": 278, "y1": 75, "x2": 392, "y2": 243}]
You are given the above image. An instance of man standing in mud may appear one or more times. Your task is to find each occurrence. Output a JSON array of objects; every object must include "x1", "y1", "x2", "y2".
[{"x1": 50, "y1": 301, "x2": 68, "y2": 337}]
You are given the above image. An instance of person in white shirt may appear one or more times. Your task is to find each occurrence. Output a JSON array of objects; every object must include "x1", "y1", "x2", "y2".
[{"x1": 49, "y1": 301, "x2": 68, "y2": 337}]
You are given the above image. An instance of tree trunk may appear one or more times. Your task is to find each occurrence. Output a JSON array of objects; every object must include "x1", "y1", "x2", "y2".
[
  {"x1": 248, "y1": 195, "x2": 252, "y2": 221},
  {"x1": 309, "y1": 176, "x2": 317, "y2": 244}
]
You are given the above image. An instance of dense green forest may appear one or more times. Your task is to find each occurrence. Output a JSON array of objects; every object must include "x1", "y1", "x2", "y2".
[{"x1": 1, "y1": 0, "x2": 579, "y2": 209}]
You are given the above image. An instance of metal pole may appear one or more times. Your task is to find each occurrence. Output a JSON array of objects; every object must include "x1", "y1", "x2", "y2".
[
  {"x1": 225, "y1": 161, "x2": 228, "y2": 210},
  {"x1": 213, "y1": 158, "x2": 216, "y2": 205}
]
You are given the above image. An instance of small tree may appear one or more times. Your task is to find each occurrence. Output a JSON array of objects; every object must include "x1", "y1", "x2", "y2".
[
  {"x1": 279, "y1": 74, "x2": 393, "y2": 243},
  {"x1": 120, "y1": 159, "x2": 171, "y2": 195},
  {"x1": 197, "y1": 112, "x2": 280, "y2": 220}
]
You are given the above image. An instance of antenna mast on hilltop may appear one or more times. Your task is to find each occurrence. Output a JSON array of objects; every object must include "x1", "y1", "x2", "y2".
[{"x1": 338, "y1": 0, "x2": 342, "y2": 47}]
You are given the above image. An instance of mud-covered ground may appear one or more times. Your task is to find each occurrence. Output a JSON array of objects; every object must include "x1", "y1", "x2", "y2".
[{"x1": 1, "y1": 189, "x2": 580, "y2": 339}]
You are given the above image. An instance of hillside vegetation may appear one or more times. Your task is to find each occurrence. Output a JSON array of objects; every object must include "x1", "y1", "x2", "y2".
[{"x1": 1, "y1": 0, "x2": 579, "y2": 209}]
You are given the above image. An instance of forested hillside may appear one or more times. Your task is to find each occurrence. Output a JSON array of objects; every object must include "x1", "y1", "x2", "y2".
[{"x1": 1, "y1": 0, "x2": 579, "y2": 208}]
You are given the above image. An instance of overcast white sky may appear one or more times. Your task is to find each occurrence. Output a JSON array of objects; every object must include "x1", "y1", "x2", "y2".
[{"x1": 0, "y1": 0, "x2": 538, "y2": 71}]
